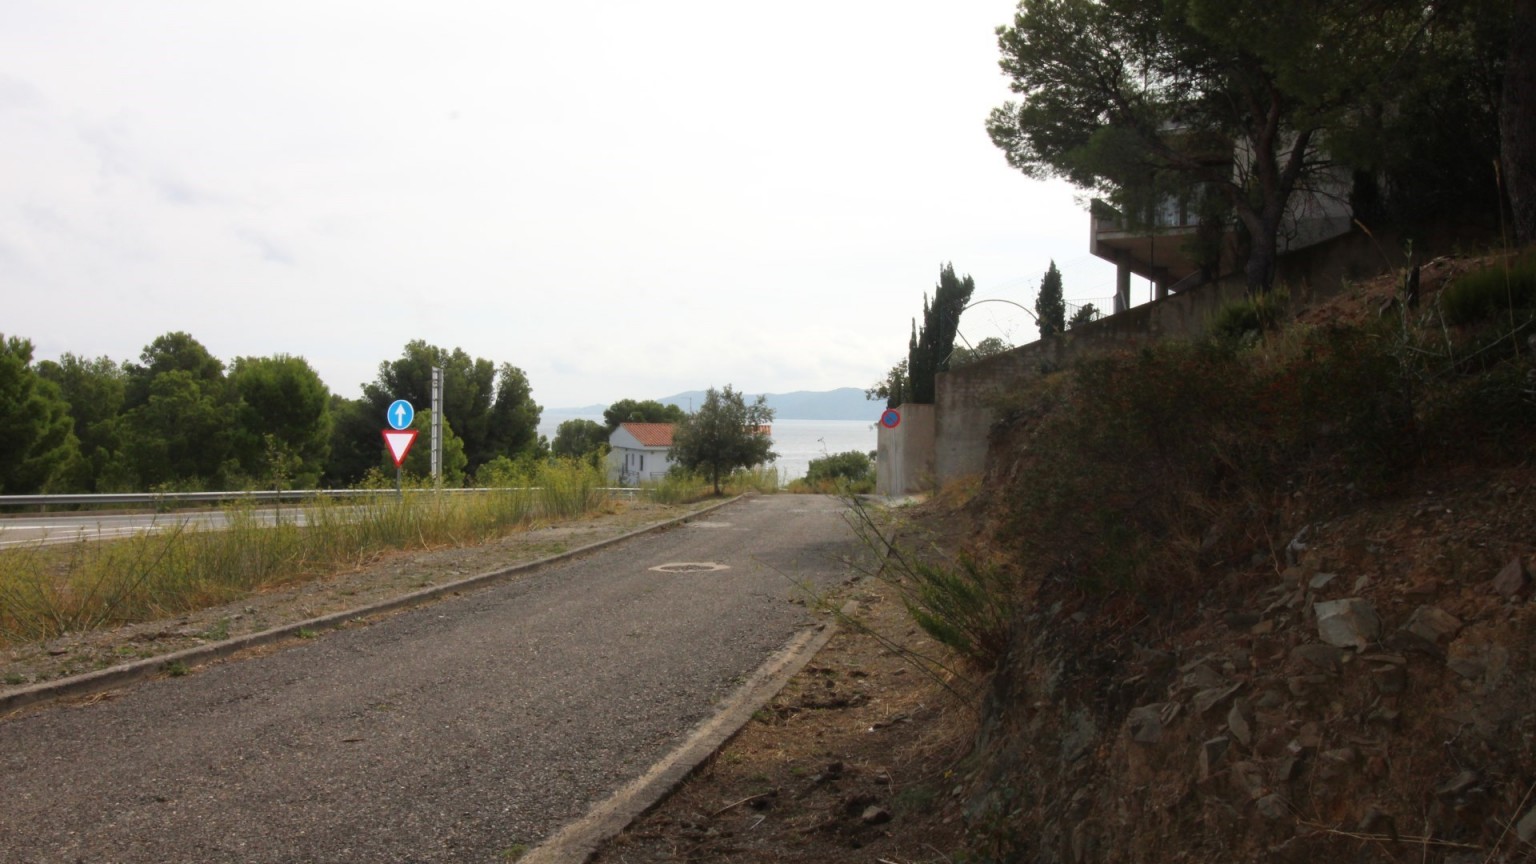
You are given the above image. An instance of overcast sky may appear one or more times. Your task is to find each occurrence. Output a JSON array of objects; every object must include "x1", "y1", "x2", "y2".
[{"x1": 3, "y1": 1, "x2": 1118, "y2": 410}]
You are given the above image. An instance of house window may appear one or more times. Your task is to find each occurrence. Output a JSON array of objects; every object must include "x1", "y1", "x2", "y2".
[{"x1": 640, "y1": 454, "x2": 645, "y2": 471}]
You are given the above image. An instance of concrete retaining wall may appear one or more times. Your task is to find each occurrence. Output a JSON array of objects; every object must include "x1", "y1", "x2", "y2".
[
  {"x1": 934, "y1": 227, "x2": 1404, "y2": 484},
  {"x1": 875, "y1": 403, "x2": 935, "y2": 495}
]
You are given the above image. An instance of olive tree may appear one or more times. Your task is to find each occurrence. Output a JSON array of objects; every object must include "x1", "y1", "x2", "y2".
[{"x1": 668, "y1": 385, "x2": 776, "y2": 495}]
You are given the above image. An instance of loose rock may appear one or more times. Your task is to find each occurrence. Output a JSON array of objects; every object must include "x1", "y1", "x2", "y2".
[
  {"x1": 1401, "y1": 605, "x2": 1463, "y2": 645},
  {"x1": 1199, "y1": 737, "x2": 1231, "y2": 779},
  {"x1": 1128, "y1": 702, "x2": 1178, "y2": 745},
  {"x1": 1227, "y1": 699, "x2": 1254, "y2": 748},
  {"x1": 1314, "y1": 598, "x2": 1381, "y2": 649},
  {"x1": 1517, "y1": 804, "x2": 1536, "y2": 844},
  {"x1": 1492, "y1": 558, "x2": 1532, "y2": 598},
  {"x1": 1255, "y1": 793, "x2": 1291, "y2": 821},
  {"x1": 1193, "y1": 682, "x2": 1243, "y2": 715},
  {"x1": 1290, "y1": 643, "x2": 1345, "y2": 673},
  {"x1": 861, "y1": 805, "x2": 892, "y2": 825}
]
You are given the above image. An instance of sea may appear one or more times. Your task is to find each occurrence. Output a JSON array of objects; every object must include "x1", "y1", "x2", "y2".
[{"x1": 538, "y1": 415, "x2": 878, "y2": 483}]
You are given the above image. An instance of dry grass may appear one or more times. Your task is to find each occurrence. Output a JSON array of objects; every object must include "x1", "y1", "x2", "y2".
[{"x1": 0, "y1": 460, "x2": 611, "y2": 646}]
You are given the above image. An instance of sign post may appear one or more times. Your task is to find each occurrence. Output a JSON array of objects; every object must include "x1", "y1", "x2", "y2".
[
  {"x1": 430, "y1": 367, "x2": 443, "y2": 490},
  {"x1": 385, "y1": 400, "x2": 416, "y2": 498}
]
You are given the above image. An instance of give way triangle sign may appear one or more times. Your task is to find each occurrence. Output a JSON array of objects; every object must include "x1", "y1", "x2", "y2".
[{"x1": 382, "y1": 429, "x2": 418, "y2": 467}]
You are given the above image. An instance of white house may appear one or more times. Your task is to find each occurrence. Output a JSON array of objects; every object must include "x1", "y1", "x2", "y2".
[{"x1": 607, "y1": 422, "x2": 675, "y2": 485}]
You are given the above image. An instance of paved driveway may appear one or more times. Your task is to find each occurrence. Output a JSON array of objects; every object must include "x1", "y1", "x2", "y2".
[{"x1": 0, "y1": 495, "x2": 864, "y2": 863}]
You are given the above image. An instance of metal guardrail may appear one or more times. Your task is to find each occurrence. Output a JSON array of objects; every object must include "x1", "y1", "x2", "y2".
[
  {"x1": 0, "y1": 489, "x2": 371, "y2": 508},
  {"x1": 0, "y1": 487, "x2": 645, "y2": 509}
]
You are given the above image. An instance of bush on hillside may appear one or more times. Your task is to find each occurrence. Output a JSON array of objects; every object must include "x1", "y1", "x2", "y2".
[
  {"x1": 986, "y1": 301, "x2": 1536, "y2": 606},
  {"x1": 1439, "y1": 253, "x2": 1536, "y2": 326}
]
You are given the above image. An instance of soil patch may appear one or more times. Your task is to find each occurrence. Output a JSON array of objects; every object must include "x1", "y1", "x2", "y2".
[{"x1": 591, "y1": 578, "x2": 972, "y2": 864}]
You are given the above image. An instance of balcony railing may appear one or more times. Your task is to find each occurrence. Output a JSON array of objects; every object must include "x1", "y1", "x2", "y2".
[{"x1": 1091, "y1": 198, "x2": 1199, "y2": 235}]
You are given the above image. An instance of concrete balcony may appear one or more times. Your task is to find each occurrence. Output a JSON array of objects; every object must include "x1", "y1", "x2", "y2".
[{"x1": 1090, "y1": 199, "x2": 1207, "y2": 308}]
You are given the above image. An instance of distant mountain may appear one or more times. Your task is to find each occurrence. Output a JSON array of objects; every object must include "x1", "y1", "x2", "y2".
[
  {"x1": 656, "y1": 388, "x2": 882, "y2": 421},
  {"x1": 550, "y1": 404, "x2": 608, "y2": 417},
  {"x1": 550, "y1": 388, "x2": 883, "y2": 422}
]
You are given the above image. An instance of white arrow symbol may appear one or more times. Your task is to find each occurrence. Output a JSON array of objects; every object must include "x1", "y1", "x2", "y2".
[{"x1": 394, "y1": 404, "x2": 407, "y2": 427}]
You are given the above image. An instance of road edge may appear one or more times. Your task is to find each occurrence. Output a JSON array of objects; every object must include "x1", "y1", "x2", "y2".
[
  {"x1": 0, "y1": 495, "x2": 743, "y2": 715},
  {"x1": 520, "y1": 600, "x2": 854, "y2": 864}
]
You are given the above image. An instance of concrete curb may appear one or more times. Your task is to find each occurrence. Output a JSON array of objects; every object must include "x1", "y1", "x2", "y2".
[
  {"x1": 0, "y1": 496, "x2": 742, "y2": 715},
  {"x1": 520, "y1": 601, "x2": 853, "y2": 864}
]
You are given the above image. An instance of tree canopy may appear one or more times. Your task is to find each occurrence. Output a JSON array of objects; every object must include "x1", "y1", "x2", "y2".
[
  {"x1": 603, "y1": 399, "x2": 685, "y2": 432},
  {"x1": 552, "y1": 419, "x2": 608, "y2": 459},
  {"x1": 229, "y1": 354, "x2": 332, "y2": 489},
  {"x1": 950, "y1": 337, "x2": 1013, "y2": 368},
  {"x1": 668, "y1": 385, "x2": 776, "y2": 495},
  {"x1": 0, "y1": 335, "x2": 79, "y2": 494},
  {"x1": 362, "y1": 341, "x2": 542, "y2": 475},
  {"x1": 987, "y1": 0, "x2": 1516, "y2": 292},
  {"x1": 12, "y1": 331, "x2": 546, "y2": 493},
  {"x1": 35, "y1": 353, "x2": 126, "y2": 491}
]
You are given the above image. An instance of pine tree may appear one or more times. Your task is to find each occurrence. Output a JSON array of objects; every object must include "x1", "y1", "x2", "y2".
[
  {"x1": 1035, "y1": 261, "x2": 1066, "y2": 340},
  {"x1": 907, "y1": 264, "x2": 976, "y2": 403},
  {"x1": 0, "y1": 335, "x2": 80, "y2": 493}
]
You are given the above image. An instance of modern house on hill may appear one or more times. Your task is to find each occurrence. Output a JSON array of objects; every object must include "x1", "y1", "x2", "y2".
[
  {"x1": 608, "y1": 422, "x2": 675, "y2": 485},
  {"x1": 1090, "y1": 137, "x2": 1354, "y2": 310}
]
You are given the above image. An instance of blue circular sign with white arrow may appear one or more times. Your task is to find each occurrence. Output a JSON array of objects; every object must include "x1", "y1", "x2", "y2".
[{"x1": 387, "y1": 399, "x2": 415, "y2": 430}]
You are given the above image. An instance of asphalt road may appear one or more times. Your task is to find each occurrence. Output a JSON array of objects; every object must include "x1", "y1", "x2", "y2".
[{"x1": 0, "y1": 495, "x2": 865, "y2": 863}]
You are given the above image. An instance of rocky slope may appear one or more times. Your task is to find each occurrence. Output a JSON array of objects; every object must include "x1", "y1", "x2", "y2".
[
  {"x1": 949, "y1": 257, "x2": 1536, "y2": 862},
  {"x1": 957, "y1": 473, "x2": 1535, "y2": 862}
]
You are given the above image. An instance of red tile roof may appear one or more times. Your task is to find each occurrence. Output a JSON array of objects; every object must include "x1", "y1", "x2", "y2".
[{"x1": 620, "y1": 422, "x2": 675, "y2": 447}]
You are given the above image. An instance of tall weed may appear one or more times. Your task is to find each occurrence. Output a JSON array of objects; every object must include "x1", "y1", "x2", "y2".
[
  {"x1": 0, "y1": 472, "x2": 613, "y2": 646},
  {"x1": 843, "y1": 498, "x2": 1015, "y2": 674},
  {"x1": 643, "y1": 465, "x2": 780, "y2": 503}
]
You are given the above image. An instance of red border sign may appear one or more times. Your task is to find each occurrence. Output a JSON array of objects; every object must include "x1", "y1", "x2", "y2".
[
  {"x1": 880, "y1": 408, "x2": 901, "y2": 429},
  {"x1": 382, "y1": 429, "x2": 419, "y2": 467}
]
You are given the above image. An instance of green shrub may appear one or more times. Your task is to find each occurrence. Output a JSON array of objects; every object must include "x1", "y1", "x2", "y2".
[
  {"x1": 1207, "y1": 289, "x2": 1290, "y2": 348},
  {"x1": 791, "y1": 450, "x2": 875, "y2": 494},
  {"x1": 1439, "y1": 253, "x2": 1536, "y2": 326},
  {"x1": 806, "y1": 451, "x2": 874, "y2": 484}
]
